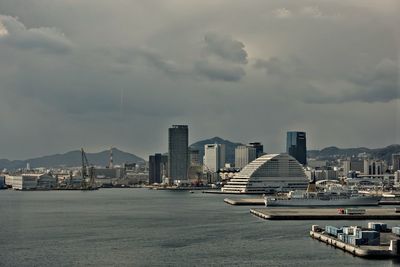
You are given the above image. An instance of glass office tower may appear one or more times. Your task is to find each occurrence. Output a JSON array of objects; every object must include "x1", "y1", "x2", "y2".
[
  {"x1": 168, "y1": 125, "x2": 189, "y2": 182},
  {"x1": 286, "y1": 131, "x2": 307, "y2": 165}
]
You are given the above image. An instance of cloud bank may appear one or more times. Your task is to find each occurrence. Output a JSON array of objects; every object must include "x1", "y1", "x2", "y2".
[{"x1": 0, "y1": 0, "x2": 398, "y2": 159}]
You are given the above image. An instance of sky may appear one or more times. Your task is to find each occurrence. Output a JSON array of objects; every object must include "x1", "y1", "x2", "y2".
[{"x1": 0, "y1": 0, "x2": 399, "y2": 160}]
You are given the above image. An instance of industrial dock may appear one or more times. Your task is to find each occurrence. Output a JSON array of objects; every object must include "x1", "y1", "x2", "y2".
[
  {"x1": 310, "y1": 223, "x2": 400, "y2": 258},
  {"x1": 224, "y1": 197, "x2": 400, "y2": 206},
  {"x1": 250, "y1": 208, "x2": 400, "y2": 220}
]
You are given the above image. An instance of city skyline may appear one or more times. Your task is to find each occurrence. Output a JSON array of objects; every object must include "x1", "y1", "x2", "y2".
[
  {"x1": 1, "y1": 1, "x2": 400, "y2": 266},
  {"x1": 0, "y1": 132, "x2": 400, "y2": 162},
  {"x1": 0, "y1": 1, "x2": 398, "y2": 160}
]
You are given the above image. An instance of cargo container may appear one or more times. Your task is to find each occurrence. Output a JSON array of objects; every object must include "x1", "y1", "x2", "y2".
[
  {"x1": 358, "y1": 230, "x2": 380, "y2": 245},
  {"x1": 368, "y1": 222, "x2": 387, "y2": 232},
  {"x1": 352, "y1": 238, "x2": 367, "y2": 246},
  {"x1": 338, "y1": 233, "x2": 344, "y2": 241},
  {"x1": 325, "y1": 226, "x2": 339, "y2": 236},
  {"x1": 343, "y1": 227, "x2": 355, "y2": 235},
  {"x1": 392, "y1": 227, "x2": 400, "y2": 236}
]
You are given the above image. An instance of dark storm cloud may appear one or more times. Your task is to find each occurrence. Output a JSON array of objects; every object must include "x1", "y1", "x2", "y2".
[
  {"x1": 113, "y1": 33, "x2": 248, "y2": 82},
  {"x1": 192, "y1": 32, "x2": 248, "y2": 82},
  {"x1": 254, "y1": 57, "x2": 286, "y2": 76},
  {"x1": 129, "y1": 49, "x2": 184, "y2": 77},
  {"x1": 194, "y1": 60, "x2": 245, "y2": 82},
  {"x1": 0, "y1": 1, "x2": 398, "y2": 159},
  {"x1": 204, "y1": 32, "x2": 248, "y2": 64},
  {"x1": 255, "y1": 56, "x2": 399, "y2": 104},
  {"x1": 303, "y1": 58, "x2": 399, "y2": 104},
  {"x1": 0, "y1": 15, "x2": 72, "y2": 54}
]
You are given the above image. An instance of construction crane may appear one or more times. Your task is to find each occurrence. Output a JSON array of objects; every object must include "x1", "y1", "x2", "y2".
[{"x1": 80, "y1": 148, "x2": 97, "y2": 190}]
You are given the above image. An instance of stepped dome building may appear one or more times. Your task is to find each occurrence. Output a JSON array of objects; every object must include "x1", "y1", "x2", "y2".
[{"x1": 221, "y1": 153, "x2": 308, "y2": 194}]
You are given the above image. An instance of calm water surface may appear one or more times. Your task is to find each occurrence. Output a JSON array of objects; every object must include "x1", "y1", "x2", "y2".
[{"x1": 0, "y1": 189, "x2": 399, "y2": 266}]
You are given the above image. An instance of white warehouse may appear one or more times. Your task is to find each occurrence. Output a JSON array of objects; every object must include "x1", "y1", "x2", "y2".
[
  {"x1": 221, "y1": 153, "x2": 309, "y2": 194},
  {"x1": 6, "y1": 173, "x2": 56, "y2": 190}
]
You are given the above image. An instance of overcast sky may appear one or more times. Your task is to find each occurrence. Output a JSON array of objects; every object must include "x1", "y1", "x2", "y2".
[{"x1": 0, "y1": 0, "x2": 399, "y2": 160}]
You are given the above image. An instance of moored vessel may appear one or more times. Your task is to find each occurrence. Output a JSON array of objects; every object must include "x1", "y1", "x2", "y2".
[
  {"x1": 264, "y1": 172, "x2": 381, "y2": 207},
  {"x1": 264, "y1": 190, "x2": 381, "y2": 207}
]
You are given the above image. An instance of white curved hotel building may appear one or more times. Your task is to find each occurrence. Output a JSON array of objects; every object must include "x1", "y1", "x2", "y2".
[{"x1": 221, "y1": 153, "x2": 308, "y2": 194}]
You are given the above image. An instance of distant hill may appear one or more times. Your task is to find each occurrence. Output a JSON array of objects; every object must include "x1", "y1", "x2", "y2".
[
  {"x1": 190, "y1": 138, "x2": 400, "y2": 165},
  {"x1": 190, "y1": 137, "x2": 243, "y2": 164},
  {"x1": 308, "y1": 144, "x2": 400, "y2": 163},
  {"x1": 0, "y1": 148, "x2": 145, "y2": 170}
]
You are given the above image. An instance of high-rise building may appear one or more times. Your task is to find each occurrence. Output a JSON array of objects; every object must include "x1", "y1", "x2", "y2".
[
  {"x1": 286, "y1": 131, "x2": 307, "y2": 165},
  {"x1": 340, "y1": 158, "x2": 364, "y2": 175},
  {"x1": 340, "y1": 159, "x2": 351, "y2": 176},
  {"x1": 392, "y1": 154, "x2": 400, "y2": 172},
  {"x1": 248, "y1": 142, "x2": 264, "y2": 158},
  {"x1": 235, "y1": 145, "x2": 257, "y2": 169},
  {"x1": 189, "y1": 148, "x2": 200, "y2": 166},
  {"x1": 363, "y1": 159, "x2": 385, "y2": 176},
  {"x1": 203, "y1": 144, "x2": 225, "y2": 173},
  {"x1": 149, "y1": 153, "x2": 168, "y2": 184},
  {"x1": 168, "y1": 125, "x2": 189, "y2": 182},
  {"x1": 350, "y1": 159, "x2": 364, "y2": 172}
]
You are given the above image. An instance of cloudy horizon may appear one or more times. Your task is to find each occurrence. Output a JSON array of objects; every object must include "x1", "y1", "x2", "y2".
[{"x1": 0, "y1": 1, "x2": 399, "y2": 160}]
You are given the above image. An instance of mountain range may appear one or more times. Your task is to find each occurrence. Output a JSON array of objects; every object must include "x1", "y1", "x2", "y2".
[
  {"x1": 190, "y1": 138, "x2": 400, "y2": 165},
  {"x1": 308, "y1": 144, "x2": 400, "y2": 163},
  {"x1": 0, "y1": 148, "x2": 145, "y2": 170},
  {"x1": 1, "y1": 138, "x2": 399, "y2": 170}
]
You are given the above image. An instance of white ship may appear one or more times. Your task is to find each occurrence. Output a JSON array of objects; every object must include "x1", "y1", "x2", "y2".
[{"x1": 264, "y1": 190, "x2": 381, "y2": 207}]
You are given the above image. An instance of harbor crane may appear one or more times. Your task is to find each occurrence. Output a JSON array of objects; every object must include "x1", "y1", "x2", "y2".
[{"x1": 81, "y1": 148, "x2": 97, "y2": 190}]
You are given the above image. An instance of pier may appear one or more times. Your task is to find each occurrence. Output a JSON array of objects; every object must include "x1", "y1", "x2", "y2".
[
  {"x1": 379, "y1": 200, "x2": 400, "y2": 205},
  {"x1": 224, "y1": 198, "x2": 264, "y2": 206},
  {"x1": 310, "y1": 230, "x2": 399, "y2": 258},
  {"x1": 224, "y1": 197, "x2": 400, "y2": 206},
  {"x1": 250, "y1": 208, "x2": 400, "y2": 220}
]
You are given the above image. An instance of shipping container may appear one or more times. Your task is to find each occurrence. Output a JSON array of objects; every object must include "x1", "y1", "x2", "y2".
[
  {"x1": 368, "y1": 222, "x2": 387, "y2": 232},
  {"x1": 392, "y1": 227, "x2": 400, "y2": 236},
  {"x1": 338, "y1": 233, "x2": 344, "y2": 241}
]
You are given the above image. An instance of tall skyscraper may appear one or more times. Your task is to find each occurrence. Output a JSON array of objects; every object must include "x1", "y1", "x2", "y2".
[
  {"x1": 286, "y1": 131, "x2": 307, "y2": 165},
  {"x1": 203, "y1": 144, "x2": 225, "y2": 173},
  {"x1": 168, "y1": 125, "x2": 189, "y2": 182},
  {"x1": 392, "y1": 154, "x2": 400, "y2": 172},
  {"x1": 235, "y1": 145, "x2": 257, "y2": 169},
  {"x1": 149, "y1": 153, "x2": 168, "y2": 184},
  {"x1": 248, "y1": 142, "x2": 264, "y2": 158}
]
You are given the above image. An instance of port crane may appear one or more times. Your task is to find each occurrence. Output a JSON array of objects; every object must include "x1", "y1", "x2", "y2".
[{"x1": 80, "y1": 148, "x2": 97, "y2": 190}]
